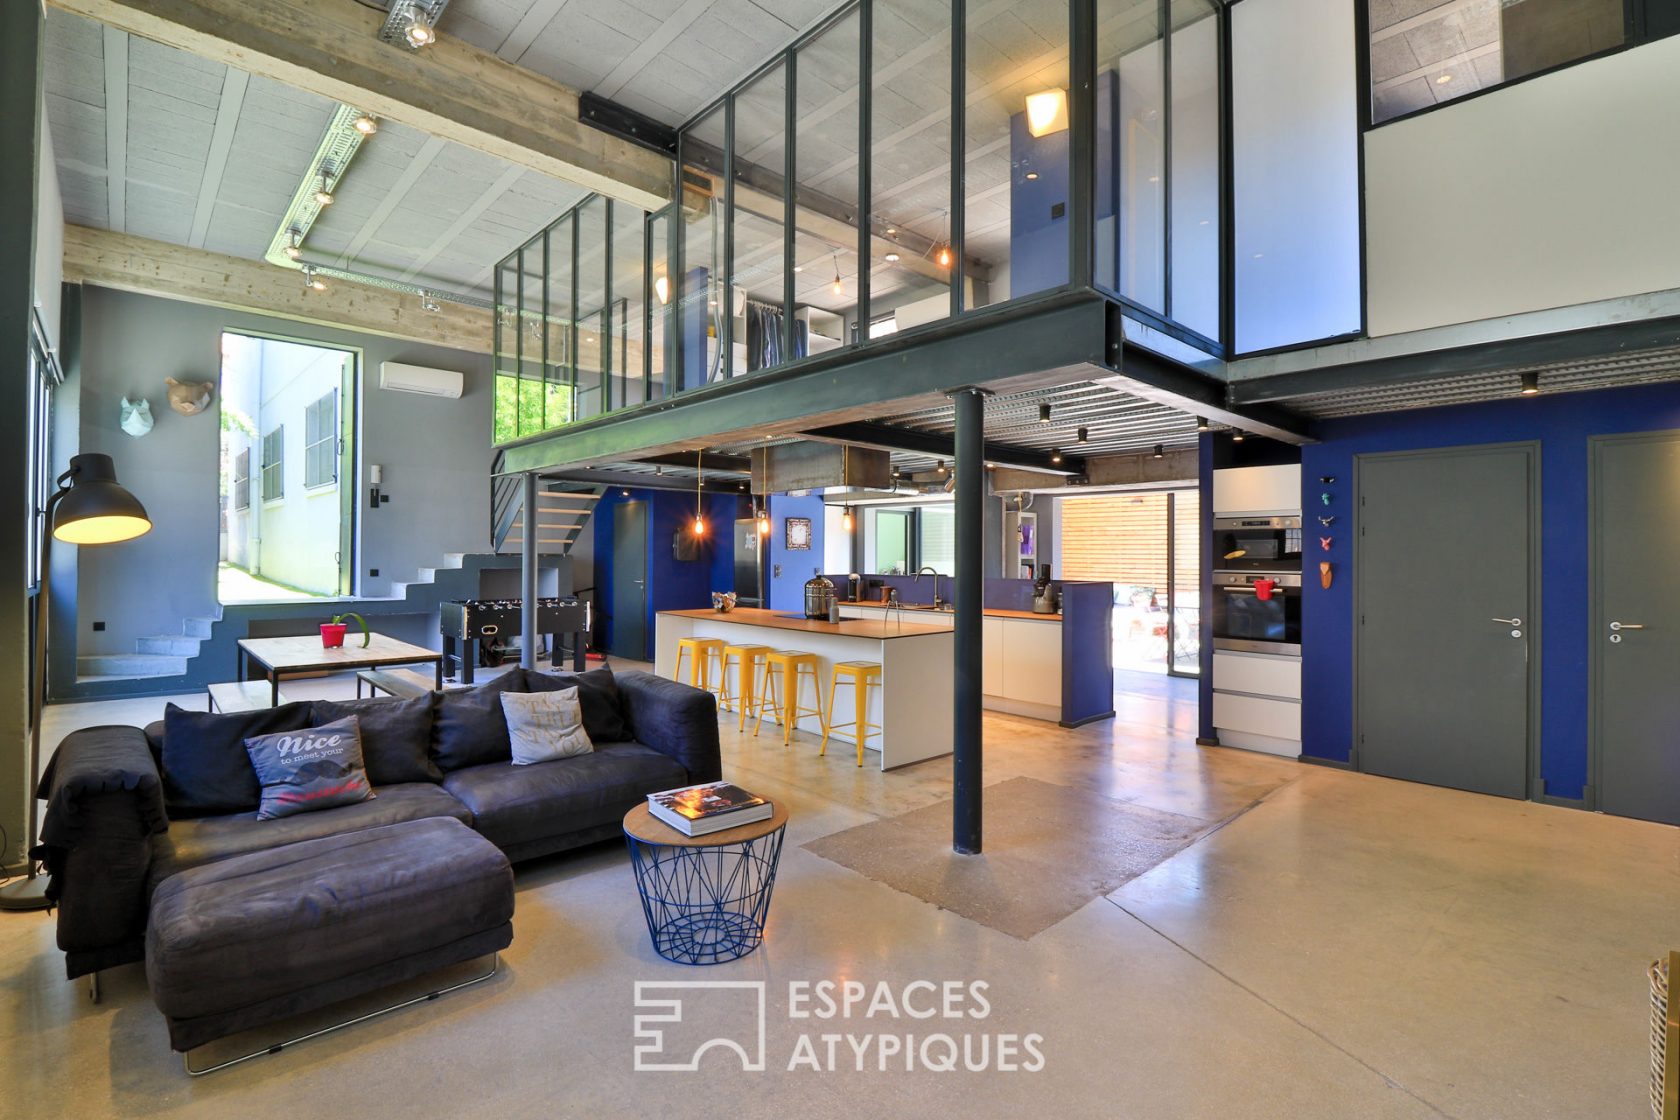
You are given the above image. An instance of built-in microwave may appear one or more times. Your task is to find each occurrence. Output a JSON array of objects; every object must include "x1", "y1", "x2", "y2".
[
  {"x1": 1211, "y1": 570, "x2": 1302, "y2": 656},
  {"x1": 1213, "y1": 515, "x2": 1303, "y2": 573}
]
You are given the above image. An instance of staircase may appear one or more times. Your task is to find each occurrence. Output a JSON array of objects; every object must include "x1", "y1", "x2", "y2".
[
  {"x1": 78, "y1": 610, "x2": 223, "y2": 680},
  {"x1": 490, "y1": 452, "x2": 602, "y2": 557}
]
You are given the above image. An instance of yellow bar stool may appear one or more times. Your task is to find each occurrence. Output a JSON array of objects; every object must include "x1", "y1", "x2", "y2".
[
  {"x1": 720, "y1": 643, "x2": 772, "y2": 729},
  {"x1": 823, "y1": 661, "x2": 883, "y2": 766},
  {"x1": 755, "y1": 650, "x2": 828, "y2": 745},
  {"x1": 673, "y1": 636, "x2": 727, "y2": 703}
]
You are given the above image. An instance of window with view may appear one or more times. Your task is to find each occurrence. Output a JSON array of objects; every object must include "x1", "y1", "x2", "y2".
[
  {"x1": 303, "y1": 391, "x2": 337, "y2": 488},
  {"x1": 260, "y1": 427, "x2": 284, "y2": 503},
  {"x1": 1368, "y1": 0, "x2": 1628, "y2": 124}
]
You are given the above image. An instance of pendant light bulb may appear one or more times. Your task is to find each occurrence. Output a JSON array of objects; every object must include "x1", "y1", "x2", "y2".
[
  {"x1": 830, "y1": 252, "x2": 843, "y2": 298},
  {"x1": 842, "y1": 506, "x2": 854, "y2": 532},
  {"x1": 692, "y1": 450, "x2": 706, "y2": 536}
]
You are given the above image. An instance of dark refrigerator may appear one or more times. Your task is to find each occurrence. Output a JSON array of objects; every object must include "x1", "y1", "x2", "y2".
[{"x1": 733, "y1": 519, "x2": 763, "y2": 607}]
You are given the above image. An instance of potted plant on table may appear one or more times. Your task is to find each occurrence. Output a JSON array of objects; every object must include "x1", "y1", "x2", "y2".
[{"x1": 321, "y1": 611, "x2": 370, "y2": 649}]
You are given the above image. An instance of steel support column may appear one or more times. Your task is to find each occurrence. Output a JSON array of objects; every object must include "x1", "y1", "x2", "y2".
[
  {"x1": 950, "y1": 386, "x2": 988, "y2": 855},
  {"x1": 520, "y1": 472, "x2": 538, "y2": 670}
]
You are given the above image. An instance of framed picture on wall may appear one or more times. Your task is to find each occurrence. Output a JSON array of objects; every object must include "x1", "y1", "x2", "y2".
[{"x1": 785, "y1": 517, "x2": 812, "y2": 551}]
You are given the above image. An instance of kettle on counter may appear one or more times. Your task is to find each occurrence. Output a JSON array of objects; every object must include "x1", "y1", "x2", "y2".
[{"x1": 804, "y1": 575, "x2": 837, "y2": 620}]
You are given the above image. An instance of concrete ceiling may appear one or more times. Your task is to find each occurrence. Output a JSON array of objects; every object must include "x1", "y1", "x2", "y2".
[{"x1": 43, "y1": 7, "x2": 592, "y2": 304}]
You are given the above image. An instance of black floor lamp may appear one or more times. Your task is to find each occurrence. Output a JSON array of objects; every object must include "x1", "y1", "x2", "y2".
[{"x1": 0, "y1": 453, "x2": 151, "y2": 911}]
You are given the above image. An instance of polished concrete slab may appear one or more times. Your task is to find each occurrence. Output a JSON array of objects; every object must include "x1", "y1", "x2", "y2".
[{"x1": 4, "y1": 667, "x2": 1673, "y2": 1118}]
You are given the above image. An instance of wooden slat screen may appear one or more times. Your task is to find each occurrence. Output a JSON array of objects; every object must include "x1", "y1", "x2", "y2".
[{"x1": 1059, "y1": 493, "x2": 1171, "y2": 590}]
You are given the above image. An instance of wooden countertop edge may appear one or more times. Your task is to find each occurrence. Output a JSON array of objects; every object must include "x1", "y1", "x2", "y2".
[
  {"x1": 656, "y1": 608, "x2": 954, "y2": 639},
  {"x1": 838, "y1": 602, "x2": 1062, "y2": 622}
]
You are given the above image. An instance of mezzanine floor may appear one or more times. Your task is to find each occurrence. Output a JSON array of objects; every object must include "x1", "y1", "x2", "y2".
[{"x1": 4, "y1": 665, "x2": 1674, "y2": 1119}]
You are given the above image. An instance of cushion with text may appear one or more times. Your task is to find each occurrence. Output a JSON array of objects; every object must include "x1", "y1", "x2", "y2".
[{"x1": 243, "y1": 715, "x2": 376, "y2": 820}]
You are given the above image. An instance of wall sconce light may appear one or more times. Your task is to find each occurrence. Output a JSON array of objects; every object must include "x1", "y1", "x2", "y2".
[{"x1": 1025, "y1": 88, "x2": 1069, "y2": 138}]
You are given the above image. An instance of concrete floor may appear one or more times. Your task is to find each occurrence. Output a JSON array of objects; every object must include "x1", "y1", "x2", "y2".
[{"x1": 4, "y1": 665, "x2": 1675, "y2": 1118}]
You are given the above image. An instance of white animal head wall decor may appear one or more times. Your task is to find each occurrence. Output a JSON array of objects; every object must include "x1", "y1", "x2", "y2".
[
  {"x1": 165, "y1": 377, "x2": 215, "y2": 416},
  {"x1": 120, "y1": 396, "x2": 154, "y2": 438}
]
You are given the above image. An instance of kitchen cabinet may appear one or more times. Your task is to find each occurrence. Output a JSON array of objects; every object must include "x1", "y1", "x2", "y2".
[
  {"x1": 1211, "y1": 648, "x2": 1302, "y2": 757},
  {"x1": 1213, "y1": 464, "x2": 1302, "y2": 516},
  {"x1": 999, "y1": 618, "x2": 1062, "y2": 710},
  {"x1": 982, "y1": 617, "x2": 1004, "y2": 694}
]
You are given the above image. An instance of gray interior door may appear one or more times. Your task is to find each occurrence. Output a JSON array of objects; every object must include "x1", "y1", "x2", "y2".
[
  {"x1": 1355, "y1": 445, "x2": 1535, "y2": 798},
  {"x1": 611, "y1": 501, "x2": 648, "y2": 661},
  {"x1": 1592, "y1": 432, "x2": 1680, "y2": 825}
]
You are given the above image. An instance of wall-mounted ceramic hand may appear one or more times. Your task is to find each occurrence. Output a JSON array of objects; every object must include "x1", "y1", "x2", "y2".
[
  {"x1": 1320, "y1": 536, "x2": 1333, "y2": 551},
  {"x1": 1319, "y1": 561, "x2": 1333, "y2": 590}
]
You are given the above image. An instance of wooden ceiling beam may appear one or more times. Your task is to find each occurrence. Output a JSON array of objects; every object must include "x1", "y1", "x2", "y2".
[
  {"x1": 49, "y1": 0, "x2": 673, "y2": 212},
  {"x1": 62, "y1": 224, "x2": 491, "y2": 353}
]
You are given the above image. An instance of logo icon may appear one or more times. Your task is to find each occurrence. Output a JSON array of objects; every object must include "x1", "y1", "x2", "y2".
[{"x1": 632, "y1": 981, "x2": 766, "y2": 1072}]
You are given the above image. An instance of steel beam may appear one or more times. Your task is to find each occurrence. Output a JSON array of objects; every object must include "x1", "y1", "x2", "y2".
[
  {"x1": 1227, "y1": 312, "x2": 1680, "y2": 405},
  {"x1": 800, "y1": 421, "x2": 1086, "y2": 477},
  {"x1": 520, "y1": 472, "x2": 538, "y2": 671},
  {"x1": 950, "y1": 386, "x2": 987, "y2": 855}
]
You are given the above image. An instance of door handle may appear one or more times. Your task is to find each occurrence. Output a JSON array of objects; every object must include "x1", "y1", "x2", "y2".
[
  {"x1": 1609, "y1": 621, "x2": 1643, "y2": 631},
  {"x1": 1491, "y1": 617, "x2": 1522, "y2": 626}
]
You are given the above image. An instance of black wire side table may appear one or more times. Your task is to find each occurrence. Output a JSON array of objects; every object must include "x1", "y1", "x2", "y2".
[{"x1": 623, "y1": 802, "x2": 790, "y2": 965}]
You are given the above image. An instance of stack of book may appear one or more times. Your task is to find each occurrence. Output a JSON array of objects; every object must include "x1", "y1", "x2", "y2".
[{"x1": 648, "y1": 781, "x2": 773, "y2": 836}]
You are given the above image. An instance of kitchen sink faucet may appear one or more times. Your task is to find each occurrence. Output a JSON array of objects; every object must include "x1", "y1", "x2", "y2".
[{"x1": 915, "y1": 566, "x2": 947, "y2": 610}]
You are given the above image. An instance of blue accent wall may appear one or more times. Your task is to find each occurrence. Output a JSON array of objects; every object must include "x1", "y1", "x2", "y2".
[
  {"x1": 1197, "y1": 432, "x2": 1216, "y2": 741},
  {"x1": 1008, "y1": 108, "x2": 1071, "y2": 299},
  {"x1": 591, "y1": 487, "x2": 746, "y2": 659},
  {"x1": 766, "y1": 493, "x2": 827, "y2": 613},
  {"x1": 1299, "y1": 381, "x2": 1680, "y2": 802}
]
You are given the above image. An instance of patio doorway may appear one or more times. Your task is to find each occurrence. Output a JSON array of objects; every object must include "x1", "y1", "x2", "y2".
[{"x1": 218, "y1": 331, "x2": 356, "y2": 603}]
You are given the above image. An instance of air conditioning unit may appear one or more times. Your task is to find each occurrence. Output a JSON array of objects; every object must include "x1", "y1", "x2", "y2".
[{"x1": 379, "y1": 361, "x2": 463, "y2": 399}]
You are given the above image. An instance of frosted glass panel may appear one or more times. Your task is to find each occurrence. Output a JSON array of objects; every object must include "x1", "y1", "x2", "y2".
[
  {"x1": 1232, "y1": 0, "x2": 1361, "y2": 352},
  {"x1": 1169, "y1": 0, "x2": 1220, "y2": 340}
]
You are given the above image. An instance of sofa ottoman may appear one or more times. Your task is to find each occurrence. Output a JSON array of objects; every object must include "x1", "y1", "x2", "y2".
[{"x1": 145, "y1": 817, "x2": 513, "y2": 1071}]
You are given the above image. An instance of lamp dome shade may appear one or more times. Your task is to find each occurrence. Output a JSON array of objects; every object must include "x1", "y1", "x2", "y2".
[{"x1": 52, "y1": 454, "x2": 152, "y2": 545}]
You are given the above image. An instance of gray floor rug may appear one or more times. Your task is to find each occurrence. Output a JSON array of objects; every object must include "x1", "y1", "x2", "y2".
[{"x1": 803, "y1": 775, "x2": 1215, "y2": 940}]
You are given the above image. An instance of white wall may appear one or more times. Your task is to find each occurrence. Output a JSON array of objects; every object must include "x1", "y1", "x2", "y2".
[{"x1": 1366, "y1": 34, "x2": 1680, "y2": 338}]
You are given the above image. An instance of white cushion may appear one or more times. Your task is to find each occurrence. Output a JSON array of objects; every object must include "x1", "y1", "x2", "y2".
[{"x1": 500, "y1": 687, "x2": 593, "y2": 765}]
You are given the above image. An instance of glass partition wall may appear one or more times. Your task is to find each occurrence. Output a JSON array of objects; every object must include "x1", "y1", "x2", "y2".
[{"x1": 493, "y1": 0, "x2": 1232, "y2": 447}]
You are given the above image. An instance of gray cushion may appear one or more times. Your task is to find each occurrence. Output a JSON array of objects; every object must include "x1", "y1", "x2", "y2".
[
  {"x1": 146, "y1": 817, "x2": 512, "y2": 1023},
  {"x1": 441, "y1": 741, "x2": 687, "y2": 851},
  {"x1": 148, "y1": 782, "x2": 470, "y2": 891},
  {"x1": 161, "y1": 702, "x2": 314, "y2": 816},
  {"x1": 432, "y1": 671, "x2": 527, "y2": 773},
  {"x1": 311, "y1": 695, "x2": 441, "y2": 785},
  {"x1": 243, "y1": 716, "x2": 375, "y2": 820}
]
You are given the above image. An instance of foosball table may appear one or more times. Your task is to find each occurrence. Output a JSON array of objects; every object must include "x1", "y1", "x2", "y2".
[{"x1": 439, "y1": 597, "x2": 591, "y2": 683}]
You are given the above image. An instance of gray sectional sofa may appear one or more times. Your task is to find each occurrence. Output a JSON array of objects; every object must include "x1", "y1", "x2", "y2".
[{"x1": 33, "y1": 667, "x2": 722, "y2": 980}]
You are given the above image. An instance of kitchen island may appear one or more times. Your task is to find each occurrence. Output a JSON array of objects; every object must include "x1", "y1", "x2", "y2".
[{"x1": 654, "y1": 607, "x2": 954, "y2": 770}]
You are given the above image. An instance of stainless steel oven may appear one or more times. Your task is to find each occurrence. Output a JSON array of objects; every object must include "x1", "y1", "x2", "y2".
[
  {"x1": 1213, "y1": 515, "x2": 1303, "y2": 572},
  {"x1": 1211, "y1": 571, "x2": 1302, "y2": 656}
]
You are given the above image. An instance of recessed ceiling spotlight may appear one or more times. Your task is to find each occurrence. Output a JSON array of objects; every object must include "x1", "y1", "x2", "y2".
[
  {"x1": 1050, "y1": 448, "x2": 1062, "y2": 463},
  {"x1": 1076, "y1": 426, "x2": 1088, "y2": 444},
  {"x1": 1231, "y1": 431, "x2": 1245, "y2": 443},
  {"x1": 1025, "y1": 170, "x2": 1039, "y2": 181},
  {"x1": 936, "y1": 459, "x2": 947, "y2": 475},
  {"x1": 792, "y1": 265, "x2": 804, "y2": 273},
  {"x1": 884, "y1": 251, "x2": 900, "y2": 263},
  {"x1": 1195, "y1": 416, "x2": 1210, "y2": 432},
  {"x1": 886, "y1": 226, "x2": 897, "y2": 236},
  {"x1": 1152, "y1": 444, "x2": 1165, "y2": 459},
  {"x1": 1039, "y1": 402, "x2": 1051, "y2": 423},
  {"x1": 1435, "y1": 73, "x2": 1453, "y2": 85},
  {"x1": 352, "y1": 114, "x2": 379, "y2": 136},
  {"x1": 314, "y1": 173, "x2": 334, "y2": 206},
  {"x1": 1520, "y1": 370, "x2": 1540, "y2": 395}
]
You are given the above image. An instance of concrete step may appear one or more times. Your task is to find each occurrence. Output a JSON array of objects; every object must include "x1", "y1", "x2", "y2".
[
  {"x1": 77, "y1": 653, "x2": 188, "y2": 678},
  {"x1": 137, "y1": 634, "x2": 203, "y2": 656},
  {"x1": 182, "y1": 616, "x2": 217, "y2": 639}
]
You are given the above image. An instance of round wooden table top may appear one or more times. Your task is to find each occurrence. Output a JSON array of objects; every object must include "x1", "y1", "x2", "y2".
[{"x1": 623, "y1": 800, "x2": 790, "y2": 847}]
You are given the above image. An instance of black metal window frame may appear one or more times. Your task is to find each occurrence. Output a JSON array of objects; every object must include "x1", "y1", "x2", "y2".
[
  {"x1": 260, "y1": 425, "x2": 284, "y2": 503},
  {"x1": 1360, "y1": 0, "x2": 1675, "y2": 133},
  {"x1": 302, "y1": 389, "x2": 338, "y2": 489},
  {"x1": 25, "y1": 313, "x2": 59, "y2": 593}
]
